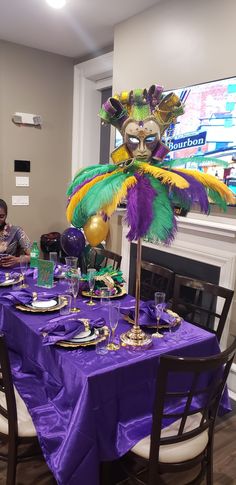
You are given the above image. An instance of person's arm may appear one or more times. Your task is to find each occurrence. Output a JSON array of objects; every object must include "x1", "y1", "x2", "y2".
[
  {"x1": 0, "y1": 252, "x2": 30, "y2": 267},
  {"x1": 1, "y1": 227, "x2": 31, "y2": 268}
]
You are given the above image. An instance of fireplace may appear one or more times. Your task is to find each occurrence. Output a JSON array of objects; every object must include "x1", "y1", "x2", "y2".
[
  {"x1": 128, "y1": 243, "x2": 220, "y2": 294},
  {"x1": 119, "y1": 211, "x2": 236, "y2": 397}
]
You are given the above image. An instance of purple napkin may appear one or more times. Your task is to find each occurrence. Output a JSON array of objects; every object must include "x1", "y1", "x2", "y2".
[
  {"x1": 120, "y1": 300, "x2": 171, "y2": 326},
  {"x1": 0, "y1": 272, "x2": 21, "y2": 283},
  {"x1": 0, "y1": 289, "x2": 57, "y2": 306},
  {"x1": 54, "y1": 264, "x2": 67, "y2": 277},
  {"x1": 39, "y1": 316, "x2": 106, "y2": 345}
]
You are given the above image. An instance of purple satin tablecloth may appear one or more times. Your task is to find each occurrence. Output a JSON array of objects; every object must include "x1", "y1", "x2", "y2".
[{"x1": 0, "y1": 273, "x2": 230, "y2": 485}]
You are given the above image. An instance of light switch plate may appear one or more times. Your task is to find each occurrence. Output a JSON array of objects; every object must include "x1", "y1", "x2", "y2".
[
  {"x1": 12, "y1": 195, "x2": 29, "y2": 206},
  {"x1": 16, "y1": 176, "x2": 29, "y2": 187}
]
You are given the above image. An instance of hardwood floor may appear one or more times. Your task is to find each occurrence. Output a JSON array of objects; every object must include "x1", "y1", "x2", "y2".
[
  {"x1": 0, "y1": 401, "x2": 235, "y2": 484},
  {"x1": 110, "y1": 400, "x2": 236, "y2": 485}
]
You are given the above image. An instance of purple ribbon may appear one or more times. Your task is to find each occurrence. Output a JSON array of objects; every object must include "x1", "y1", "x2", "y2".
[{"x1": 39, "y1": 316, "x2": 106, "y2": 345}]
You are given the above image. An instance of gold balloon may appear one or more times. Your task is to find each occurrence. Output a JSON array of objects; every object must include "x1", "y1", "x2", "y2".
[{"x1": 83, "y1": 215, "x2": 109, "y2": 247}]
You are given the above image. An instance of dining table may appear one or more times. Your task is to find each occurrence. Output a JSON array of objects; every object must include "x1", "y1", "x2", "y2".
[{"x1": 0, "y1": 269, "x2": 230, "y2": 485}]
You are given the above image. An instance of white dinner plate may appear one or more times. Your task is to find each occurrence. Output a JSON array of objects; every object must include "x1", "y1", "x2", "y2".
[
  {"x1": 0, "y1": 278, "x2": 16, "y2": 286},
  {"x1": 70, "y1": 332, "x2": 96, "y2": 343},
  {"x1": 31, "y1": 299, "x2": 58, "y2": 309}
]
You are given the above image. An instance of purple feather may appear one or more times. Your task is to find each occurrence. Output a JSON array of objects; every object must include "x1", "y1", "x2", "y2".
[
  {"x1": 125, "y1": 174, "x2": 156, "y2": 240},
  {"x1": 171, "y1": 169, "x2": 209, "y2": 214},
  {"x1": 164, "y1": 215, "x2": 177, "y2": 245}
]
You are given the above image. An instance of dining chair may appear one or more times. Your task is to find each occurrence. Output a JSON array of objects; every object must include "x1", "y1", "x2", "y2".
[
  {"x1": 119, "y1": 337, "x2": 236, "y2": 485},
  {"x1": 132, "y1": 260, "x2": 175, "y2": 301},
  {"x1": 0, "y1": 332, "x2": 42, "y2": 484},
  {"x1": 171, "y1": 274, "x2": 234, "y2": 343},
  {"x1": 89, "y1": 247, "x2": 122, "y2": 271}
]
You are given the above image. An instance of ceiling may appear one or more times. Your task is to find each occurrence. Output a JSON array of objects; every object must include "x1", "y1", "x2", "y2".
[{"x1": 0, "y1": 0, "x2": 161, "y2": 59}]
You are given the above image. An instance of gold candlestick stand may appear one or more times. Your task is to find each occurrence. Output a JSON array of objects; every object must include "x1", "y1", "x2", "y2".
[{"x1": 120, "y1": 238, "x2": 152, "y2": 348}]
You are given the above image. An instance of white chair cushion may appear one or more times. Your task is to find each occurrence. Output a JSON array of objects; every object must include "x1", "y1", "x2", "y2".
[
  {"x1": 131, "y1": 413, "x2": 209, "y2": 463},
  {"x1": 0, "y1": 387, "x2": 37, "y2": 437}
]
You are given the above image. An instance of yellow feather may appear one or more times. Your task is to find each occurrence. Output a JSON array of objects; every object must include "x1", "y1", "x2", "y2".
[
  {"x1": 136, "y1": 162, "x2": 189, "y2": 189},
  {"x1": 177, "y1": 169, "x2": 235, "y2": 204},
  {"x1": 66, "y1": 169, "x2": 122, "y2": 222},
  {"x1": 103, "y1": 176, "x2": 137, "y2": 217}
]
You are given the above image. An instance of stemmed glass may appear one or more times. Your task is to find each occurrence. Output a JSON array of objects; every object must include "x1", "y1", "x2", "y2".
[
  {"x1": 152, "y1": 292, "x2": 166, "y2": 338},
  {"x1": 107, "y1": 302, "x2": 120, "y2": 351},
  {"x1": 87, "y1": 268, "x2": 96, "y2": 306},
  {"x1": 20, "y1": 255, "x2": 29, "y2": 288},
  {"x1": 70, "y1": 270, "x2": 80, "y2": 312}
]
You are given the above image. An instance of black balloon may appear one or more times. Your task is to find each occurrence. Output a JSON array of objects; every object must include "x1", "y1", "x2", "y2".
[{"x1": 61, "y1": 228, "x2": 85, "y2": 257}]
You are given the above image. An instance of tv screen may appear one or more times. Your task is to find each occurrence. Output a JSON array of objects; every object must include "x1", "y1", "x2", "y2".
[{"x1": 115, "y1": 76, "x2": 236, "y2": 194}]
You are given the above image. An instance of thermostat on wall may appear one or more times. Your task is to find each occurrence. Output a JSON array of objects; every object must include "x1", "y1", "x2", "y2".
[{"x1": 12, "y1": 112, "x2": 42, "y2": 126}]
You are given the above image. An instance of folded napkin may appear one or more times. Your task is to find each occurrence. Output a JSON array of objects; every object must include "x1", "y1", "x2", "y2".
[
  {"x1": 120, "y1": 300, "x2": 172, "y2": 326},
  {"x1": 0, "y1": 289, "x2": 58, "y2": 306},
  {"x1": 0, "y1": 271, "x2": 22, "y2": 283},
  {"x1": 54, "y1": 264, "x2": 67, "y2": 277},
  {"x1": 39, "y1": 316, "x2": 106, "y2": 345}
]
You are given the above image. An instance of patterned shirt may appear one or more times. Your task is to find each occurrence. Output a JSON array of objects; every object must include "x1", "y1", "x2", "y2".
[{"x1": 0, "y1": 223, "x2": 31, "y2": 256}]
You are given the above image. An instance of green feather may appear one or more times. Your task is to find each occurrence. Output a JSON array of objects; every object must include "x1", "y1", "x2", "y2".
[
  {"x1": 146, "y1": 177, "x2": 175, "y2": 242},
  {"x1": 208, "y1": 189, "x2": 227, "y2": 211},
  {"x1": 169, "y1": 190, "x2": 191, "y2": 211},
  {"x1": 67, "y1": 164, "x2": 115, "y2": 196},
  {"x1": 72, "y1": 171, "x2": 128, "y2": 227},
  {"x1": 167, "y1": 156, "x2": 228, "y2": 169}
]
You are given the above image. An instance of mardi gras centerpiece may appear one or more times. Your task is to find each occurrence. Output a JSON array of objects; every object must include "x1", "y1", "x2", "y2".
[{"x1": 66, "y1": 84, "x2": 234, "y2": 347}]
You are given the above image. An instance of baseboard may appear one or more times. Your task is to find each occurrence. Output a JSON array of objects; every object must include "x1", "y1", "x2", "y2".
[
  {"x1": 228, "y1": 363, "x2": 236, "y2": 399},
  {"x1": 228, "y1": 389, "x2": 236, "y2": 401}
]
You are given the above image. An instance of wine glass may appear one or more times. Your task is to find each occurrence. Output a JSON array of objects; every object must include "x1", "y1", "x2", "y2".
[
  {"x1": 106, "y1": 303, "x2": 120, "y2": 351},
  {"x1": 87, "y1": 268, "x2": 96, "y2": 306},
  {"x1": 20, "y1": 255, "x2": 29, "y2": 288},
  {"x1": 70, "y1": 270, "x2": 80, "y2": 312},
  {"x1": 152, "y1": 292, "x2": 166, "y2": 338}
]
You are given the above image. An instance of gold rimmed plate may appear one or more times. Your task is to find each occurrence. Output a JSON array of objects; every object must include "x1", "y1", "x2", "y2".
[
  {"x1": 124, "y1": 309, "x2": 182, "y2": 329},
  {"x1": 16, "y1": 297, "x2": 67, "y2": 313},
  {"x1": 0, "y1": 274, "x2": 23, "y2": 287},
  {"x1": 57, "y1": 324, "x2": 109, "y2": 348},
  {"x1": 82, "y1": 285, "x2": 126, "y2": 299}
]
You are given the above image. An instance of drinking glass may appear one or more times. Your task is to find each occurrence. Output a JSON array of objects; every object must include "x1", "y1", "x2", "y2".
[
  {"x1": 49, "y1": 252, "x2": 58, "y2": 266},
  {"x1": 65, "y1": 256, "x2": 78, "y2": 269},
  {"x1": 100, "y1": 287, "x2": 111, "y2": 305},
  {"x1": 20, "y1": 255, "x2": 29, "y2": 288},
  {"x1": 87, "y1": 268, "x2": 96, "y2": 306},
  {"x1": 70, "y1": 270, "x2": 80, "y2": 312},
  {"x1": 107, "y1": 303, "x2": 120, "y2": 351},
  {"x1": 59, "y1": 294, "x2": 72, "y2": 316},
  {"x1": 95, "y1": 327, "x2": 109, "y2": 355},
  {"x1": 153, "y1": 292, "x2": 166, "y2": 338}
]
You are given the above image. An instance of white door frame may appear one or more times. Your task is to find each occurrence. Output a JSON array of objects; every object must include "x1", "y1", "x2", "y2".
[{"x1": 72, "y1": 52, "x2": 113, "y2": 177}]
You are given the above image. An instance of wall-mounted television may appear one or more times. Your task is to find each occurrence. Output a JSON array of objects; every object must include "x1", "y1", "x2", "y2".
[{"x1": 115, "y1": 76, "x2": 236, "y2": 193}]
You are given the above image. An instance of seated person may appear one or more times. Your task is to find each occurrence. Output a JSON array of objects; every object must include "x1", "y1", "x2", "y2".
[{"x1": 0, "y1": 199, "x2": 31, "y2": 267}]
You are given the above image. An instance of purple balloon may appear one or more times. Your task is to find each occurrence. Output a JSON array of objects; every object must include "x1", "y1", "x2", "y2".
[{"x1": 60, "y1": 228, "x2": 85, "y2": 257}]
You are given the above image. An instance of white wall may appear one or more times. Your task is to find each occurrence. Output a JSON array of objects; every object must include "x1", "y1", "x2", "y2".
[{"x1": 113, "y1": 0, "x2": 235, "y2": 92}]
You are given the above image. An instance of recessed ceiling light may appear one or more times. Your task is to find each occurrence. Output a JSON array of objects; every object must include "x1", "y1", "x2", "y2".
[{"x1": 46, "y1": 0, "x2": 66, "y2": 9}]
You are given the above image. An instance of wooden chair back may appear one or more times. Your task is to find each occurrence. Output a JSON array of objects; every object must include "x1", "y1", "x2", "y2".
[
  {"x1": 0, "y1": 333, "x2": 41, "y2": 484},
  {"x1": 172, "y1": 274, "x2": 234, "y2": 342},
  {"x1": 134, "y1": 261, "x2": 174, "y2": 301},
  {"x1": 146, "y1": 338, "x2": 236, "y2": 484},
  {"x1": 90, "y1": 247, "x2": 122, "y2": 271}
]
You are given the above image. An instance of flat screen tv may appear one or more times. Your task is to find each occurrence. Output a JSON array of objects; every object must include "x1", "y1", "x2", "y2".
[{"x1": 115, "y1": 76, "x2": 236, "y2": 194}]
